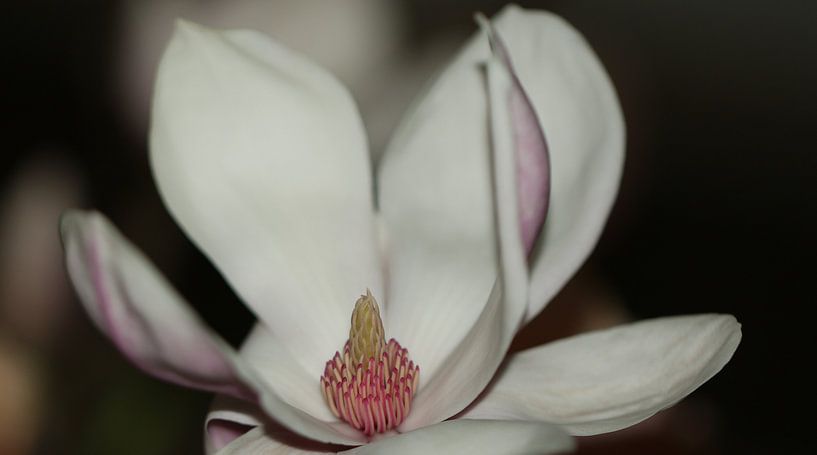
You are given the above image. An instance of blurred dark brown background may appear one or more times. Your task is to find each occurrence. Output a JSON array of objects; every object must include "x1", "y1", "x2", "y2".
[{"x1": 2, "y1": 0, "x2": 814, "y2": 453}]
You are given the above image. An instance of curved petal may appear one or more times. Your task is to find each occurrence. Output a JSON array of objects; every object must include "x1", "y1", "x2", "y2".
[
  {"x1": 205, "y1": 395, "x2": 264, "y2": 454},
  {"x1": 240, "y1": 324, "x2": 335, "y2": 422},
  {"x1": 377, "y1": 6, "x2": 543, "y2": 384},
  {"x1": 461, "y1": 314, "x2": 742, "y2": 435},
  {"x1": 477, "y1": 14, "x2": 550, "y2": 254},
  {"x1": 61, "y1": 210, "x2": 366, "y2": 445},
  {"x1": 489, "y1": 6, "x2": 626, "y2": 322},
  {"x1": 61, "y1": 210, "x2": 253, "y2": 400},
  {"x1": 215, "y1": 426, "x2": 333, "y2": 455},
  {"x1": 399, "y1": 51, "x2": 529, "y2": 429},
  {"x1": 377, "y1": 19, "x2": 498, "y2": 380},
  {"x1": 346, "y1": 420, "x2": 574, "y2": 455},
  {"x1": 150, "y1": 20, "x2": 382, "y2": 375}
]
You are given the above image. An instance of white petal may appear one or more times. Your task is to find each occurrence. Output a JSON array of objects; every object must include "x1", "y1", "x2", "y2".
[
  {"x1": 489, "y1": 6, "x2": 626, "y2": 322},
  {"x1": 399, "y1": 55, "x2": 529, "y2": 430},
  {"x1": 377, "y1": 36, "x2": 497, "y2": 379},
  {"x1": 376, "y1": 6, "x2": 517, "y2": 382},
  {"x1": 461, "y1": 314, "x2": 742, "y2": 435},
  {"x1": 240, "y1": 324, "x2": 335, "y2": 422},
  {"x1": 61, "y1": 210, "x2": 365, "y2": 445},
  {"x1": 346, "y1": 420, "x2": 574, "y2": 455},
  {"x1": 215, "y1": 426, "x2": 333, "y2": 455},
  {"x1": 150, "y1": 20, "x2": 382, "y2": 375}
]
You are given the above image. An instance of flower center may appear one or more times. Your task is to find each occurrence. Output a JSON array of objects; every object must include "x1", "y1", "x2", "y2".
[{"x1": 320, "y1": 290, "x2": 420, "y2": 436}]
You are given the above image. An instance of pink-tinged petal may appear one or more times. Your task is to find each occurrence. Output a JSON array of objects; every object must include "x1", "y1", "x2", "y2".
[
  {"x1": 378, "y1": 4, "x2": 620, "y2": 384},
  {"x1": 399, "y1": 53, "x2": 529, "y2": 430},
  {"x1": 61, "y1": 210, "x2": 367, "y2": 445},
  {"x1": 382, "y1": 7, "x2": 583, "y2": 429},
  {"x1": 512, "y1": 82, "x2": 551, "y2": 255},
  {"x1": 205, "y1": 395, "x2": 264, "y2": 454},
  {"x1": 461, "y1": 314, "x2": 741, "y2": 436},
  {"x1": 208, "y1": 421, "x2": 255, "y2": 454},
  {"x1": 150, "y1": 20, "x2": 383, "y2": 377},
  {"x1": 346, "y1": 420, "x2": 574, "y2": 455},
  {"x1": 61, "y1": 210, "x2": 253, "y2": 400},
  {"x1": 478, "y1": 15, "x2": 550, "y2": 255},
  {"x1": 489, "y1": 6, "x2": 625, "y2": 323}
]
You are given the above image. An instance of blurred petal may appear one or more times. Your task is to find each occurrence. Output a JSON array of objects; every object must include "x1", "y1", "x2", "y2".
[
  {"x1": 461, "y1": 314, "x2": 741, "y2": 435},
  {"x1": 61, "y1": 211, "x2": 366, "y2": 445},
  {"x1": 347, "y1": 420, "x2": 574, "y2": 455},
  {"x1": 61, "y1": 210, "x2": 253, "y2": 400},
  {"x1": 150, "y1": 21, "x2": 382, "y2": 376},
  {"x1": 491, "y1": 6, "x2": 625, "y2": 322},
  {"x1": 399, "y1": 52, "x2": 529, "y2": 429},
  {"x1": 215, "y1": 426, "x2": 333, "y2": 455}
]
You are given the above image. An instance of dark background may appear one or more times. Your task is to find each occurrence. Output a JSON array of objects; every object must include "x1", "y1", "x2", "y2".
[{"x1": 2, "y1": 0, "x2": 814, "y2": 453}]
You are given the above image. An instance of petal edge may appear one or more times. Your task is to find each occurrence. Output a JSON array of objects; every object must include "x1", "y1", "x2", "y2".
[{"x1": 461, "y1": 314, "x2": 741, "y2": 435}]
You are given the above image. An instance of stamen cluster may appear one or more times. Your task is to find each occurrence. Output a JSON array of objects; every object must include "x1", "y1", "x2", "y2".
[{"x1": 321, "y1": 338, "x2": 420, "y2": 436}]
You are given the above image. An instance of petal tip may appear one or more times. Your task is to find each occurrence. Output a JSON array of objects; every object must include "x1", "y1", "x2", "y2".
[
  {"x1": 713, "y1": 313, "x2": 742, "y2": 336},
  {"x1": 59, "y1": 209, "x2": 100, "y2": 243},
  {"x1": 720, "y1": 313, "x2": 743, "y2": 348},
  {"x1": 473, "y1": 12, "x2": 490, "y2": 30},
  {"x1": 58, "y1": 209, "x2": 81, "y2": 234},
  {"x1": 173, "y1": 18, "x2": 205, "y2": 36},
  {"x1": 170, "y1": 18, "x2": 220, "y2": 52}
]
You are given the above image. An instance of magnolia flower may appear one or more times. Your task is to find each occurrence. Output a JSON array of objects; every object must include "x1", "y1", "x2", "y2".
[{"x1": 60, "y1": 5, "x2": 741, "y2": 454}]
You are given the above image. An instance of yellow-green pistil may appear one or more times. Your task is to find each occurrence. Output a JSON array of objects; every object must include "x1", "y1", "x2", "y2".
[{"x1": 320, "y1": 290, "x2": 420, "y2": 436}]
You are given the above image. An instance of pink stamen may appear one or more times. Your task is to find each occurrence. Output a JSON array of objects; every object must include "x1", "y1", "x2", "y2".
[{"x1": 321, "y1": 338, "x2": 420, "y2": 436}]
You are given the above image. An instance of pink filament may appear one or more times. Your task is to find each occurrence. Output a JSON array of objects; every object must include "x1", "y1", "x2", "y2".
[{"x1": 320, "y1": 338, "x2": 420, "y2": 436}]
